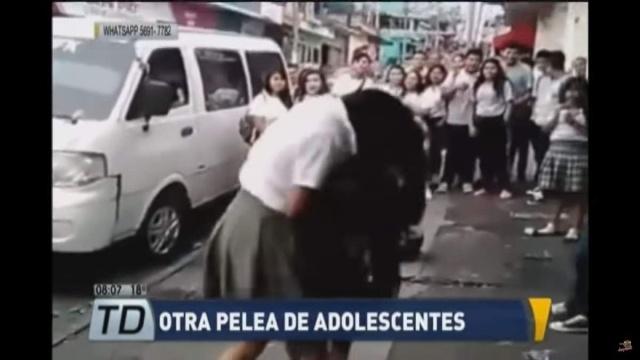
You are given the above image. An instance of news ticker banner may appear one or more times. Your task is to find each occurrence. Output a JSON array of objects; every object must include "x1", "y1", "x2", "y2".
[{"x1": 89, "y1": 298, "x2": 552, "y2": 342}]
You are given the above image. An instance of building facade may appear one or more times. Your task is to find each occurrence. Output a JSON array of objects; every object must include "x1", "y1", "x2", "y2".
[{"x1": 502, "y1": 2, "x2": 588, "y2": 70}]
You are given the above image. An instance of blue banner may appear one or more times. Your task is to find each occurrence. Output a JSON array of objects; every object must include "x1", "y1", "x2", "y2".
[{"x1": 148, "y1": 299, "x2": 533, "y2": 342}]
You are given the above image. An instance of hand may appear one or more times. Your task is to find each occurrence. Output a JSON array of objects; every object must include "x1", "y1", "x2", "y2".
[
  {"x1": 437, "y1": 118, "x2": 446, "y2": 127},
  {"x1": 469, "y1": 126, "x2": 478, "y2": 137}
]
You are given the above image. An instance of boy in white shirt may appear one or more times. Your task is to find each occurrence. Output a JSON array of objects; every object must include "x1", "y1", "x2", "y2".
[
  {"x1": 437, "y1": 48, "x2": 483, "y2": 194},
  {"x1": 331, "y1": 52, "x2": 376, "y2": 96}
]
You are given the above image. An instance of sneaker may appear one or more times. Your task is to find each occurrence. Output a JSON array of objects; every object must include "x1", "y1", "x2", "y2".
[
  {"x1": 499, "y1": 190, "x2": 513, "y2": 200},
  {"x1": 526, "y1": 187, "x2": 540, "y2": 196},
  {"x1": 436, "y1": 183, "x2": 449, "y2": 193},
  {"x1": 425, "y1": 188, "x2": 433, "y2": 200},
  {"x1": 473, "y1": 188, "x2": 487, "y2": 196},
  {"x1": 564, "y1": 228, "x2": 579, "y2": 242},
  {"x1": 549, "y1": 314, "x2": 588, "y2": 333},
  {"x1": 537, "y1": 222, "x2": 556, "y2": 235},
  {"x1": 462, "y1": 183, "x2": 474, "y2": 194}
]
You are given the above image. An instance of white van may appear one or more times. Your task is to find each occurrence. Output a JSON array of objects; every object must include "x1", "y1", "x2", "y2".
[{"x1": 53, "y1": 18, "x2": 291, "y2": 257}]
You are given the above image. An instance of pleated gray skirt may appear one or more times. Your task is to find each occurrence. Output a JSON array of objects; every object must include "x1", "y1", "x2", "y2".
[{"x1": 203, "y1": 189, "x2": 302, "y2": 299}]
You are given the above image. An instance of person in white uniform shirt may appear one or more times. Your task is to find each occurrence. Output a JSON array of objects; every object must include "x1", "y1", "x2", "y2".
[
  {"x1": 528, "y1": 51, "x2": 571, "y2": 200},
  {"x1": 246, "y1": 69, "x2": 292, "y2": 143},
  {"x1": 204, "y1": 90, "x2": 426, "y2": 360},
  {"x1": 472, "y1": 58, "x2": 514, "y2": 199},
  {"x1": 331, "y1": 52, "x2": 375, "y2": 96},
  {"x1": 438, "y1": 48, "x2": 483, "y2": 194},
  {"x1": 526, "y1": 77, "x2": 588, "y2": 241},
  {"x1": 377, "y1": 64, "x2": 406, "y2": 99},
  {"x1": 421, "y1": 64, "x2": 449, "y2": 191}
]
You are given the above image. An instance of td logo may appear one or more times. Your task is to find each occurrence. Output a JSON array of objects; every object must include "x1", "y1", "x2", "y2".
[{"x1": 89, "y1": 299, "x2": 155, "y2": 341}]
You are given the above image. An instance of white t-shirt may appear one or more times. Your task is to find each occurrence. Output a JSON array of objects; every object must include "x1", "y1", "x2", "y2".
[
  {"x1": 532, "y1": 74, "x2": 570, "y2": 126},
  {"x1": 474, "y1": 81, "x2": 514, "y2": 117},
  {"x1": 420, "y1": 85, "x2": 447, "y2": 118},
  {"x1": 550, "y1": 108, "x2": 588, "y2": 142},
  {"x1": 247, "y1": 91, "x2": 289, "y2": 126},
  {"x1": 331, "y1": 73, "x2": 375, "y2": 96},
  {"x1": 443, "y1": 70, "x2": 479, "y2": 125},
  {"x1": 239, "y1": 94, "x2": 357, "y2": 213}
]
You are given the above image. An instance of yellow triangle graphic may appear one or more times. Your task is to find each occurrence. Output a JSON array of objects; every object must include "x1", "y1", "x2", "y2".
[{"x1": 528, "y1": 298, "x2": 552, "y2": 342}]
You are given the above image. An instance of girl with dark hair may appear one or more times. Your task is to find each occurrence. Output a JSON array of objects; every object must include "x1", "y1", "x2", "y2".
[
  {"x1": 421, "y1": 64, "x2": 449, "y2": 191},
  {"x1": 294, "y1": 68, "x2": 330, "y2": 104},
  {"x1": 245, "y1": 69, "x2": 292, "y2": 143},
  {"x1": 472, "y1": 58, "x2": 514, "y2": 199},
  {"x1": 378, "y1": 64, "x2": 406, "y2": 98},
  {"x1": 526, "y1": 77, "x2": 588, "y2": 241}
]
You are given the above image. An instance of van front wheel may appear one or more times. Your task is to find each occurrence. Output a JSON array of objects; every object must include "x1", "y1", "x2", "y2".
[{"x1": 140, "y1": 190, "x2": 188, "y2": 259}]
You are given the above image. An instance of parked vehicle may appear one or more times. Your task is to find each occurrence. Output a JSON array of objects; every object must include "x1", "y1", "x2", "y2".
[{"x1": 53, "y1": 18, "x2": 290, "y2": 258}]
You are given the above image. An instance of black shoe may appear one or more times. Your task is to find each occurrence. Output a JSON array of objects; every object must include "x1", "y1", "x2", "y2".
[{"x1": 549, "y1": 314, "x2": 588, "y2": 334}]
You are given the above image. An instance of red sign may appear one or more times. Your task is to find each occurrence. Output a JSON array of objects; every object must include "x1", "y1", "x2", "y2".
[{"x1": 170, "y1": 3, "x2": 216, "y2": 29}]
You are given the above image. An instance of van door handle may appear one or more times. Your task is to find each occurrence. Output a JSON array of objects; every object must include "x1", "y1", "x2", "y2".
[{"x1": 181, "y1": 126, "x2": 194, "y2": 137}]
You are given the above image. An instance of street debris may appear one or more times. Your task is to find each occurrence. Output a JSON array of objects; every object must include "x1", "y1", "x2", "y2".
[
  {"x1": 67, "y1": 305, "x2": 86, "y2": 315},
  {"x1": 409, "y1": 275, "x2": 502, "y2": 289},
  {"x1": 522, "y1": 349, "x2": 553, "y2": 360},
  {"x1": 524, "y1": 250, "x2": 553, "y2": 261},
  {"x1": 504, "y1": 243, "x2": 512, "y2": 249},
  {"x1": 53, "y1": 310, "x2": 60, "y2": 318}
]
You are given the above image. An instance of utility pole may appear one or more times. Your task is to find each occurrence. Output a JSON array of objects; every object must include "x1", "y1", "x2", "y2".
[
  {"x1": 292, "y1": 2, "x2": 300, "y2": 64},
  {"x1": 466, "y1": 2, "x2": 476, "y2": 47}
]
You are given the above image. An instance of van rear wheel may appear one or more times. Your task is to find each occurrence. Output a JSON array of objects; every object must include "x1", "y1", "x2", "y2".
[{"x1": 139, "y1": 189, "x2": 189, "y2": 259}]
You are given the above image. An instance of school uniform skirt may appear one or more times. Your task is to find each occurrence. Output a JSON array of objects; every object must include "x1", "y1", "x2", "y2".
[
  {"x1": 538, "y1": 140, "x2": 588, "y2": 193},
  {"x1": 202, "y1": 189, "x2": 302, "y2": 299}
]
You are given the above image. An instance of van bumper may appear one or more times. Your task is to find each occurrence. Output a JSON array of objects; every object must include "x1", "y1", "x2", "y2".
[{"x1": 52, "y1": 178, "x2": 119, "y2": 253}]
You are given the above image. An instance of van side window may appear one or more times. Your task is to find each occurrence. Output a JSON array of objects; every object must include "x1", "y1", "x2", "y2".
[
  {"x1": 195, "y1": 49, "x2": 248, "y2": 112},
  {"x1": 245, "y1": 52, "x2": 289, "y2": 98},
  {"x1": 127, "y1": 48, "x2": 189, "y2": 120}
]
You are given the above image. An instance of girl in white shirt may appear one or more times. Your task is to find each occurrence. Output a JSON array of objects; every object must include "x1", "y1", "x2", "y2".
[
  {"x1": 246, "y1": 70, "x2": 292, "y2": 143},
  {"x1": 422, "y1": 64, "x2": 448, "y2": 190},
  {"x1": 293, "y1": 69, "x2": 330, "y2": 104},
  {"x1": 377, "y1": 65, "x2": 406, "y2": 99},
  {"x1": 472, "y1": 58, "x2": 514, "y2": 199},
  {"x1": 528, "y1": 77, "x2": 588, "y2": 241}
]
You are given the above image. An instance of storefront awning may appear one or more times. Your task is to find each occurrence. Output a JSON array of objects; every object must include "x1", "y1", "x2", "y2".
[{"x1": 493, "y1": 22, "x2": 536, "y2": 50}]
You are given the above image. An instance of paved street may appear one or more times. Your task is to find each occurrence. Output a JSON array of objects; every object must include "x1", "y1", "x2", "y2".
[{"x1": 52, "y1": 187, "x2": 587, "y2": 359}]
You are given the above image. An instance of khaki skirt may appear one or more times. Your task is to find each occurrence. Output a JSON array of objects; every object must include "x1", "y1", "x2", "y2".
[{"x1": 203, "y1": 189, "x2": 302, "y2": 299}]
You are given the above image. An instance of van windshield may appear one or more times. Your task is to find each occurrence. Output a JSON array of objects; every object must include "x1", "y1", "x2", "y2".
[{"x1": 53, "y1": 37, "x2": 136, "y2": 121}]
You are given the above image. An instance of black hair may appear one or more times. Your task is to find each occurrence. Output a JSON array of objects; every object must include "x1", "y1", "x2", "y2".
[
  {"x1": 549, "y1": 50, "x2": 566, "y2": 71},
  {"x1": 294, "y1": 69, "x2": 329, "y2": 102},
  {"x1": 385, "y1": 65, "x2": 406, "y2": 84},
  {"x1": 558, "y1": 76, "x2": 589, "y2": 122},
  {"x1": 423, "y1": 64, "x2": 448, "y2": 89},
  {"x1": 404, "y1": 70, "x2": 424, "y2": 93},
  {"x1": 465, "y1": 48, "x2": 484, "y2": 60},
  {"x1": 521, "y1": 57, "x2": 534, "y2": 68},
  {"x1": 535, "y1": 49, "x2": 551, "y2": 59},
  {"x1": 264, "y1": 69, "x2": 293, "y2": 109},
  {"x1": 474, "y1": 58, "x2": 509, "y2": 99},
  {"x1": 341, "y1": 89, "x2": 426, "y2": 224},
  {"x1": 352, "y1": 51, "x2": 372, "y2": 64}
]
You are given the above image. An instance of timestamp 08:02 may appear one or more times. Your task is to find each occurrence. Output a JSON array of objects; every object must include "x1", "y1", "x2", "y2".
[{"x1": 93, "y1": 283, "x2": 147, "y2": 297}]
